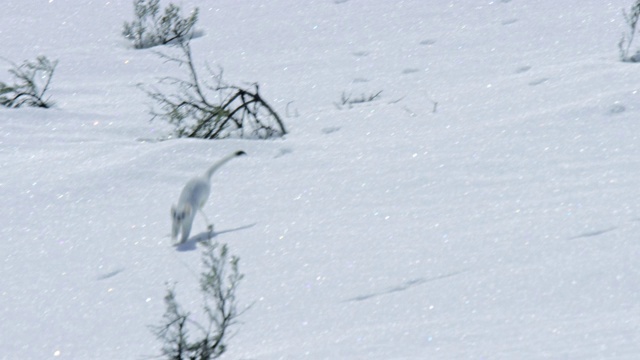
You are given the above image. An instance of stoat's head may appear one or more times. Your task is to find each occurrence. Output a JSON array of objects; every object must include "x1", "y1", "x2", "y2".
[{"x1": 170, "y1": 204, "x2": 192, "y2": 239}]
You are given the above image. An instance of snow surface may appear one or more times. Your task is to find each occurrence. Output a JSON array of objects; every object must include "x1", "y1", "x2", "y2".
[{"x1": 2, "y1": 0, "x2": 640, "y2": 359}]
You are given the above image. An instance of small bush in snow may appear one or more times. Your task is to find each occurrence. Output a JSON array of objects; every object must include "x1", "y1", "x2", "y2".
[
  {"x1": 334, "y1": 90, "x2": 382, "y2": 110},
  {"x1": 0, "y1": 56, "x2": 57, "y2": 109},
  {"x1": 141, "y1": 40, "x2": 286, "y2": 139},
  {"x1": 123, "y1": 0, "x2": 198, "y2": 49},
  {"x1": 619, "y1": 0, "x2": 640, "y2": 62},
  {"x1": 151, "y1": 242, "x2": 245, "y2": 360}
]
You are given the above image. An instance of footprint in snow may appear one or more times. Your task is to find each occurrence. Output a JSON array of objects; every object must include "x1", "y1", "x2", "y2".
[
  {"x1": 402, "y1": 68, "x2": 420, "y2": 74},
  {"x1": 515, "y1": 65, "x2": 531, "y2": 74},
  {"x1": 352, "y1": 51, "x2": 370, "y2": 57},
  {"x1": 528, "y1": 77, "x2": 549, "y2": 86},
  {"x1": 501, "y1": 18, "x2": 518, "y2": 25},
  {"x1": 275, "y1": 148, "x2": 293, "y2": 158},
  {"x1": 570, "y1": 227, "x2": 617, "y2": 239},
  {"x1": 353, "y1": 77, "x2": 369, "y2": 83},
  {"x1": 345, "y1": 270, "x2": 468, "y2": 302},
  {"x1": 96, "y1": 268, "x2": 124, "y2": 280},
  {"x1": 419, "y1": 39, "x2": 437, "y2": 46},
  {"x1": 321, "y1": 126, "x2": 340, "y2": 134},
  {"x1": 608, "y1": 103, "x2": 626, "y2": 115}
]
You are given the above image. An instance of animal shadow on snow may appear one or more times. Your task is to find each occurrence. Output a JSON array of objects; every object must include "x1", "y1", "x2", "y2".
[{"x1": 174, "y1": 223, "x2": 256, "y2": 252}]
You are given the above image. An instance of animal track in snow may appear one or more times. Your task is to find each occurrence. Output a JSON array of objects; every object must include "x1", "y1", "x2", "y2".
[
  {"x1": 321, "y1": 126, "x2": 341, "y2": 134},
  {"x1": 352, "y1": 51, "x2": 370, "y2": 57},
  {"x1": 501, "y1": 18, "x2": 518, "y2": 25},
  {"x1": 515, "y1": 65, "x2": 531, "y2": 74},
  {"x1": 528, "y1": 78, "x2": 549, "y2": 86},
  {"x1": 275, "y1": 148, "x2": 293, "y2": 158},
  {"x1": 608, "y1": 103, "x2": 626, "y2": 115},
  {"x1": 419, "y1": 39, "x2": 436, "y2": 46},
  {"x1": 97, "y1": 268, "x2": 124, "y2": 280},
  {"x1": 570, "y1": 227, "x2": 617, "y2": 239},
  {"x1": 402, "y1": 68, "x2": 420, "y2": 74},
  {"x1": 345, "y1": 270, "x2": 468, "y2": 302}
]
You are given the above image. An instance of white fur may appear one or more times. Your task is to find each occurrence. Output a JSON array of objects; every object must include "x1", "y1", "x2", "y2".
[{"x1": 171, "y1": 150, "x2": 246, "y2": 244}]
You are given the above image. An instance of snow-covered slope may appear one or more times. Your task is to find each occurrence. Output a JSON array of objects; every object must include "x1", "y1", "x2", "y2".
[{"x1": 2, "y1": 1, "x2": 640, "y2": 359}]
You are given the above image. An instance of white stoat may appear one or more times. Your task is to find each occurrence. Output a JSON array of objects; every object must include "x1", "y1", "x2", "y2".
[{"x1": 171, "y1": 150, "x2": 246, "y2": 244}]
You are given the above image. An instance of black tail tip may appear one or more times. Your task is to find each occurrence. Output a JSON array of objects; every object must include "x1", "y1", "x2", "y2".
[{"x1": 235, "y1": 150, "x2": 247, "y2": 156}]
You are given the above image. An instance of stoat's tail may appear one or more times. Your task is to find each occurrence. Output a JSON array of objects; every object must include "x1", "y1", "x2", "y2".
[{"x1": 205, "y1": 150, "x2": 246, "y2": 179}]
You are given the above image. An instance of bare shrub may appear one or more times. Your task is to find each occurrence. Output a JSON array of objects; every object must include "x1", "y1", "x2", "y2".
[
  {"x1": 141, "y1": 40, "x2": 286, "y2": 139},
  {"x1": 123, "y1": 0, "x2": 198, "y2": 49},
  {"x1": 619, "y1": 0, "x2": 640, "y2": 62},
  {"x1": 334, "y1": 90, "x2": 382, "y2": 110},
  {"x1": 0, "y1": 56, "x2": 57, "y2": 108},
  {"x1": 151, "y1": 242, "x2": 246, "y2": 359}
]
